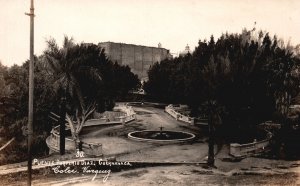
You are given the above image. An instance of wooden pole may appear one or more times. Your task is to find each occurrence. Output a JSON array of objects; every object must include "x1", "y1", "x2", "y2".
[{"x1": 25, "y1": 0, "x2": 34, "y2": 185}]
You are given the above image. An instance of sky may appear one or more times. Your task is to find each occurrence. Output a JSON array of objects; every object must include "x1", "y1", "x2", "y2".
[{"x1": 0, "y1": 0, "x2": 300, "y2": 66}]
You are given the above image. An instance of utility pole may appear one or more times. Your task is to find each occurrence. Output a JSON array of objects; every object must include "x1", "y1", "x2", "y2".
[{"x1": 25, "y1": 0, "x2": 34, "y2": 185}]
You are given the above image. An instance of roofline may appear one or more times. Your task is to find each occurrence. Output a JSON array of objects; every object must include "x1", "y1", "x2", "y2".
[{"x1": 98, "y1": 41, "x2": 170, "y2": 51}]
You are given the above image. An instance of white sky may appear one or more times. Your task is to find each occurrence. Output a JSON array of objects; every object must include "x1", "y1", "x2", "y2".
[{"x1": 1, "y1": 0, "x2": 300, "y2": 66}]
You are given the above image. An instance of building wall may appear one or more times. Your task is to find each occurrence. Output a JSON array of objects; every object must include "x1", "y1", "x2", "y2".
[{"x1": 98, "y1": 42, "x2": 172, "y2": 79}]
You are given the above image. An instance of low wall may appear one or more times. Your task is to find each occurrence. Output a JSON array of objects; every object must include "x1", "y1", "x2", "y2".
[
  {"x1": 114, "y1": 104, "x2": 136, "y2": 123},
  {"x1": 195, "y1": 118, "x2": 208, "y2": 126},
  {"x1": 229, "y1": 132, "x2": 272, "y2": 158},
  {"x1": 165, "y1": 104, "x2": 195, "y2": 125},
  {"x1": 46, "y1": 126, "x2": 103, "y2": 157},
  {"x1": 47, "y1": 105, "x2": 136, "y2": 155},
  {"x1": 124, "y1": 102, "x2": 168, "y2": 108},
  {"x1": 93, "y1": 111, "x2": 126, "y2": 122}
]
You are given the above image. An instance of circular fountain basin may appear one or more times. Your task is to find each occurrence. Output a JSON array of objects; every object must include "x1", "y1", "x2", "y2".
[{"x1": 128, "y1": 130, "x2": 196, "y2": 144}]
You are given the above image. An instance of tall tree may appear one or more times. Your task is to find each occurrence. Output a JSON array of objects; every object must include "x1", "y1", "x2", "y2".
[
  {"x1": 43, "y1": 37, "x2": 102, "y2": 154},
  {"x1": 145, "y1": 29, "x2": 300, "y2": 165},
  {"x1": 0, "y1": 62, "x2": 8, "y2": 98}
]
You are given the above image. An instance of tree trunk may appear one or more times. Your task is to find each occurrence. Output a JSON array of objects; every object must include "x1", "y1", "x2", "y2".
[
  {"x1": 207, "y1": 103, "x2": 216, "y2": 167},
  {"x1": 74, "y1": 85, "x2": 85, "y2": 111},
  {"x1": 59, "y1": 97, "x2": 66, "y2": 155},
  {"x1": 208, "y1": 122, "x2": 215, "y2": 166}
]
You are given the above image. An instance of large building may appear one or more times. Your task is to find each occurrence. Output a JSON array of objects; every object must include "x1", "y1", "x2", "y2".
[
  {"x1": 98, "y1": 42, "x2": 172, "y2": 79},
  {"x1": 179, "y1": 44, "x2": 191, "y2": 56}
]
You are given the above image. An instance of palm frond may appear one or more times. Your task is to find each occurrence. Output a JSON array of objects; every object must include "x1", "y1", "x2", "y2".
[
  {"x1": 63, "y1": 36, "x2": 75, "y2": 49},
  {"x1": 43, "y1": 55, "x2": 62, "y2": 74},
  {"x1": 76, "y1": 66, "x2": 102, "y2": 82}
]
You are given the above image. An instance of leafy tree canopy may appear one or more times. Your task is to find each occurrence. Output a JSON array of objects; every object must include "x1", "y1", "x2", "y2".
[{"x1": 145, "y1": 29, "x2": 300, "y2": 126}]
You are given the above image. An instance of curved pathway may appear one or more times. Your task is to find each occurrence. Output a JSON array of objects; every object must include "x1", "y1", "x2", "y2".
[{"x1": 81, "y1": 105, "x2": 208, "y2": 163}]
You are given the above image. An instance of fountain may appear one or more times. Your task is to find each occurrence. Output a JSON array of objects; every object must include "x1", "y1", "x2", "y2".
[{"x1": 128, "y1": 127, "x2": 195, "y2": 143}]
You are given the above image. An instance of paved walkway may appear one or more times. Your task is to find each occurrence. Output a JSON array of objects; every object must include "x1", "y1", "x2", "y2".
[
  {"x1": 1, "y1": 105, "x2": 300, "y2": 185},
  {"x1": 0, "y1": 106, "x2": 208, "y2": 176}
]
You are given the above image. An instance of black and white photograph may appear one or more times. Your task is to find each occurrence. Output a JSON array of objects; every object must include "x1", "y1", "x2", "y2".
[{"x1": 1, "y1": 0, "x2": 300, "y2": 185}]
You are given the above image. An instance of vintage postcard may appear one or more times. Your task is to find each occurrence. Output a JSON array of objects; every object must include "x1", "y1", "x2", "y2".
[{"x1": 0, "y1": 0, "x2": 300, "y2": 185}]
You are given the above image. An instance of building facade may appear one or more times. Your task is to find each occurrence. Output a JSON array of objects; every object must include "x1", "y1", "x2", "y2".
[
  {"x1": 98, "y1": 42, "x2": 172, "y2": 79},
  {"x1": 179, "y1": 44, "x2": 191, "y2": 56}
]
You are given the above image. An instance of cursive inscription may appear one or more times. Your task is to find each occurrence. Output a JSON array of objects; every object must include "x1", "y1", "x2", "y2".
[
  {"x1": 34, "y1": 158, "x2": 132, "y2": 182},
  {"x1": 82, "y1": 166, "x2": 111, "y2": 182},
  {"x1": 52, "y1": 165, "x2": 79, "y2": 174}
]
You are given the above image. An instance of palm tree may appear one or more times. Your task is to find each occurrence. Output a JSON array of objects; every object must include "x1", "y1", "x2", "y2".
[
  {"x1": 65, "y1": 103, "x2": 95, "y2": 150},
  {"x1": 43, "y1": 36, "x2": 102, "y2": 154},
  {"x1": 201, "y1": 56, "x2": 226, "y2": 167}
]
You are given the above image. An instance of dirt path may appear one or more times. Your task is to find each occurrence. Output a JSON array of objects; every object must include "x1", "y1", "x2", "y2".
[
  {"x1": 131, "y1": 106, "x2": 190, "y2": 130},
  {"x1": 27, "y1": 164, "x2": 299, "y2": 186}
]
